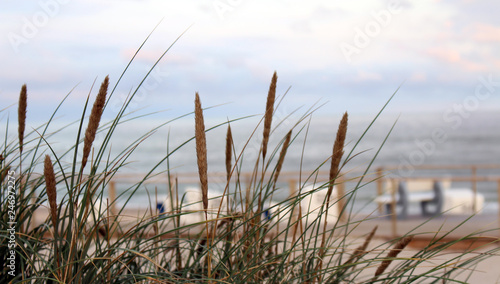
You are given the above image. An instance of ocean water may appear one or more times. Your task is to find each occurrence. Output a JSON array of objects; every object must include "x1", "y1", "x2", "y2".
[{"x1": 6, "y1": 109, "x2": 500, "y2": 213}]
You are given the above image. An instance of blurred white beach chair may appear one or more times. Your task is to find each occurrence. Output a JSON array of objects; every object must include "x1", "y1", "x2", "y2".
[
  {"x1": 160, "y1": 187, "x2": 228, "y2": 226},
  {"x1": 375, "y1": 179, "x2": 446, "y2": 219},
  {"x1": 267, "y1": 184, "x2": 339, "y2": 227},
  {"x1": 72, "y1": 198, "x2": 110, "y2": 235},
  {"x1": 76, "y1": 198, "x2": 107, "y2": 219},
  {"x1": 442, "y1": 187, "x2": 484, "y2": 214},
  {"x1": 375, "y1": 178, "x2": 484, "y2": 218},
  {"x1": 158, "y1": 185, "x2": 340, "y2": 232},
  {"x1": 300, "y1": 185, "x2": 339, "y2": 223}
]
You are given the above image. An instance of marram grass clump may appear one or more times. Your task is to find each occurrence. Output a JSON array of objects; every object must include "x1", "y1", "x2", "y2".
[{"x1": 1, "y1": 66, "x2": 498, "y2": 283}]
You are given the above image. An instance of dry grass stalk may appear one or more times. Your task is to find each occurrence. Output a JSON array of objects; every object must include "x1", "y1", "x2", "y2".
[
  {"x1": 17, "y1": 85, "x2": 27, "y2": 234},
  {"x1": 18, "y1": 84, "x2": 27, "y2": 154},
  {"x1": 343, "y1": 225, "x2": 378, "y2": 267},
  {"x1": 1, "y1": 166, "x2": 10, "y2": 183},
  {"x1": 323, "y1": 112, "x2": 348, "y2": 231},
  {"x1": 194, "y1": 92, "x2": 211, "y2": 278},
  {"x1": 225, "y1": 124, "x2": 233, "y2": 182},
  {"x1": 194, "y1": 92, "x2": 209, "y2": 215},
  {"x1": 174, "y1": 177, "x2": 183, "y2": 271},
  {"x1": 81, "y1": 76, "x2": 109, "y2": 171},
  {"x1": 317, "y1": 112, "x2": 348, "y2": 281},
  {"x1": 372, "y1": 235, "x2": 414, "y2": 281},
  {"x1": 328, "y1": 112, "x2": 348, "y2": 200},
  {"x1": 262, "y1": 71, "x2": 277, "y2": 161},
  {"x1": 44, "y1": 154, "x2": 62, "y2": 279},
  {"x1": 44, "y1": 155, "x2": 58, "y2": 230},
  {"x1": 0, "y1": 155, "x2": 5, "y2": 183},
  {"x1": 255, "y1": 72, "x2": 278, "y2": 246},
  {"x1": 16, "y1": 88, "x2": 27, "y2": 228},
  {"x1": 273, "y1": 130, "x2": 292, "y2": 185},
  {"x1": 225, "y1": 124, "x2": 233, "y2": 212}
]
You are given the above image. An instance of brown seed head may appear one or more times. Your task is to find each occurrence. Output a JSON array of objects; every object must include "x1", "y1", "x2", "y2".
[
  {"x1": 1, "y1": 166, "x2": 11, "y2": 183},
  {"x1": 344, "y1": 225, "x2": 378, "y2": 267},
  {"x1": 262, "y1": 71, "x2": 277, "y2": 160},
  {"x1": 360, "y1": 225, "x2": 378, "y2": 252},
  {"x1": 274, "y1": 130, "x2": 292, "y2": 185},
  {"x1": 373, "y1": 235, "x2": 414, "y2": 281},
  {"x1": 194, "y1": 93, "x2": 208, "y2": 213},
  {"x1": 44, "y1": 155, "x2": 58, "y2": 229},
  {"x1": 18, "y1": 84, "x2": 27, "y2": 154},
  {"x1": 82, "y1": 76, "x2": 109, "y2": 171},
  {"x1": 327, "y1": 112, "x2": 348, "y2": 200},
  {"x1": 225, "y1": 124, "x2": 233, "y2": 182}
]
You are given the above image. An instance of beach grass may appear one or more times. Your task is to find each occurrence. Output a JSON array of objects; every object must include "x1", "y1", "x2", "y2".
[{"x1": 1, "y1": 36, "x2": 500, "y2": 284}]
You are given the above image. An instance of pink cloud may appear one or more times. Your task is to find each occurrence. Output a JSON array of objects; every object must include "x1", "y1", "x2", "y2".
[
  {"x1": 120, "y1": 48, "x2": 196, "y2": 65},
  {"x1": 356, "y1": 70, "x2": 382, "y2": 81},
  {"x1": 409, "y1": 71, "x2": 427, "y2": 82},
  {"x1": 469, "y1": 23, "x2": 500, "y2": 42},
  {"x1": 426, "y1": 47, "x2": 461, "y2": 63},
  {"x1": 342, "y1": 70, "x2": 383, "y2": 84},
  {"x1": 459, "y1": 60, "x2": 489, "y2": 72},
  {"x1": 425, "y1": 46, "x2": 490, "y2": 73}
]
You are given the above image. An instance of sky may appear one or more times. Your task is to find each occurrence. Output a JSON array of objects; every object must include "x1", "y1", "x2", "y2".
[{"x1": 1, "y1": 0, "x2": 499, "y2": 125}]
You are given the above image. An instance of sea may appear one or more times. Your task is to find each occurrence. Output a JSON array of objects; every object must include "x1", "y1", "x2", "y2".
[{"x1": 5, "y1": 109, "x2": 500, "y2": 215}]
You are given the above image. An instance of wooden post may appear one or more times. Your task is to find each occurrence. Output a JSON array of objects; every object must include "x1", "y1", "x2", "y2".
[
  {"x1": 288, "y1": 179, "x2": 300, "y2": 260},
  {"x1": 472, "y1": 166, "x2": 477, "y2": 213},
  {"x1": 166, "y1": 173, "x2": 174, "y2": 215},
  {"x1": 390, "y1": 179, "x2": 398, "y2": 238},
  {"x1": 376, "y1": 167, "x2": 384, "y2": 214},
  {"x1": 337, "y1": 175, "x2": 346, "y2": 222},
  {"x1": 497, "y1": 180, "x2": 500, "y2": 234},
  {"x1": 109, "y1": 180, "x2": 117, "y2": 216},
  {"x1": 289, "y1": 179, "x2": 298, "y2": 225}
]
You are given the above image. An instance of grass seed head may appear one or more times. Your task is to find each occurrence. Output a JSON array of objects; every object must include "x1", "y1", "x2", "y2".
[
  {"x1": 195, "y1": 92, "x2": 208, "y2": 213},
  {"x1": 262, "y1": 71, "x2": 277, "y2": 160},
  {"x1": 225, "y1": 124, "x2": 233, "y2": 182},
  {"x1": 328, "y1": 112, "x2": 348, "y2": 200},
  {"x1": 274, "y1": 130, "x2": 292, "y2": 185},
  {"x1": 44, "y1": 155, "x2": 58, "y2": 229},
  {"x1": 82, "y1": 76, "x2": 109, "y2": 171},
  {"x1": 18, "y1": 84, "x2": 27, "y2": 154},
  {"x1": 373, "y1": 235, "x2": 414, "y2": 281}
]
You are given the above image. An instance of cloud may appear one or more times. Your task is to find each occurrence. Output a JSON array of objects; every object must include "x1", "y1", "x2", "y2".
[
  {"x1": 468, "y1": 23, "x2": 500, "y2": 42},
  {"x1": 1, "y1": 0, "x2": 499, "y2": 124},
  {"x1": 356, "y1": 70, "x2": 383, "y2": 82},
  {"x1": 409, "y1": 72, "x2": 427, "y2": 83},
  {"x1": 426, "y1": 47, "x2": 461, "y2": 63},
  {"x1": 120, "y1": 48, "x2": 197, "y2": 66}
]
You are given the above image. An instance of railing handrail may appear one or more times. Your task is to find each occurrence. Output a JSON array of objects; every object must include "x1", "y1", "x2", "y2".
[
  {"x1": 108, "y1": 163, "x2": 500, "y2": 185},
  {"x1": 377, "y1": 164, "x2": 500, "y2": 171}
]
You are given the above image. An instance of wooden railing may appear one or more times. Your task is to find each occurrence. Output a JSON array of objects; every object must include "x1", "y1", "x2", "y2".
[
  {"x1": 374, "y1": 164, "x2": 500, "y2": 236},
  {"x1": 107, "y1": 164, "x2": 500, "y2": 230},
  {"x1": 108, "y1": 170, "x2": 348, "y2": 221}
]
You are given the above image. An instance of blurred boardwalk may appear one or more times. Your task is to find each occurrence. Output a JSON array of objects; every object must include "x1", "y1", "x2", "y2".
[{"x1": 345, "y1": 212, "x2": 500, "y2": 250}]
